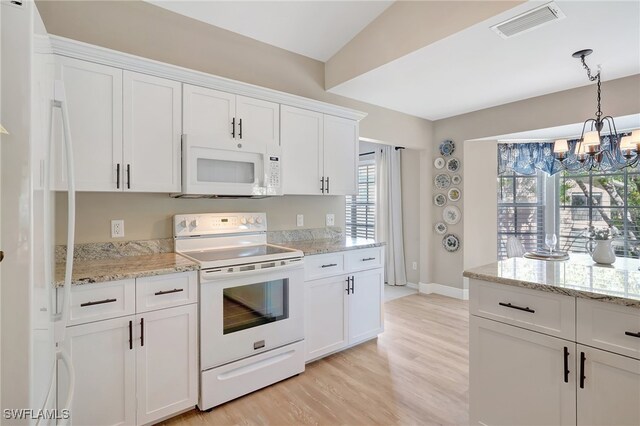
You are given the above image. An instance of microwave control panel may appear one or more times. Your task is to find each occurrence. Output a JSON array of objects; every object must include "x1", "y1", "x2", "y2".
[{"x1": 267, "y1": 155, "x2": 281, "y2": 188}]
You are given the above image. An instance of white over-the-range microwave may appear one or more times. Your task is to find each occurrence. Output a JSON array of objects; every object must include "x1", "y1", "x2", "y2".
[{"x1": 173, "y1": 134, "x2": 283, "y2": 198}]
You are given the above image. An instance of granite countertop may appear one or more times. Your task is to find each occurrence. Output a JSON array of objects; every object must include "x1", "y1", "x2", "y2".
[
  {"x1": 55, "y1": 253, "x2": 199, "y2": 287},
  {"x1": 463, "y1": 255, "x2": 640, "y2": 309},
  {"x1": 279, "y1": 238, "x2": 384, "y2": 256}
]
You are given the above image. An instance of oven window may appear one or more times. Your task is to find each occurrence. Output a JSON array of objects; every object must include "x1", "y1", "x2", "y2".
[
  {"x1": 223, "y1": 279, "x2": 289, "y2": 334},
  {"x1": 197, "y1": 158, "x2": 255, "y2": 184}
]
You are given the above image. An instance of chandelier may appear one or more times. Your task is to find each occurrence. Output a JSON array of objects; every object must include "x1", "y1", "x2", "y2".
[{"x1": 553, "y1": 49, "x2": 639, "y2": 170}]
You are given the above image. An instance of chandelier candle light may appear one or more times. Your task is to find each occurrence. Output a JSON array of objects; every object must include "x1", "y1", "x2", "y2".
[{"x1": 553, "y1": 49, "x2": 639, "y2": 170}]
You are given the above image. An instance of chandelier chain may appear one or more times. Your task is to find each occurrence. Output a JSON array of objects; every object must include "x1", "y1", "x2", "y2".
[{"x1": 580, "y1": 54, "x2": 602, "y2": 120}]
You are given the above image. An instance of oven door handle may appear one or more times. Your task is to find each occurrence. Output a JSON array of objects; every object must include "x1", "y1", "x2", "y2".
[{"x1": 200, "y1": 261, "x2": 303, "y2": 281}]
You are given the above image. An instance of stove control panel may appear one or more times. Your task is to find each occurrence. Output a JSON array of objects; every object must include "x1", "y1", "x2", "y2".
[{"x1": 174, "y1": 213, "x2": 267, "y2": 237}]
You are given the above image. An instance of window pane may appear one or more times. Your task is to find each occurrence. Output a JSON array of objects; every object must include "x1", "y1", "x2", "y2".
[
  {"x1": 591, "y1": 174, "x2": 625, "y2": 207},
  {"x1": 346, "y1": 162, "x2": 375, "y2": 240},
  {"x1": 627, "y1": 173, "x2": 640, "y2": 208},
  {"x1": 498, "y1": 177, "x2": 514, "y2": 203},
  {"x1": 515, "y1": 177, "x2": 538, "y2": 203}
]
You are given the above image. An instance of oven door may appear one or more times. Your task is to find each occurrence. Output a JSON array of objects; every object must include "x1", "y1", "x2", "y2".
[{"x1": 200, "y1": 261, "x2": 304, "y2": 369}]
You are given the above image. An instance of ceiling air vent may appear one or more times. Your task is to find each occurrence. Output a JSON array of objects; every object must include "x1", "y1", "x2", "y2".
[{"x1": 491, "y1": 2, "x2": 565, "y2": 39}]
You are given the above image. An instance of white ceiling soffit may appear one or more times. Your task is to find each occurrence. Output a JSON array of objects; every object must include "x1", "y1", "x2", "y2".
[
  {"x1": 470, "y1": 113, "x2": 640, "y2": 143},
  {"x1": 145, "y1": 0, "x2": 394, "y2": 62},
  {"x1": 329, "y1": 1, "x2": 640, "y2": 121}
]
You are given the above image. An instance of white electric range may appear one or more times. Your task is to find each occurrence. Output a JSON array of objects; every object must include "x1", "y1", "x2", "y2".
[{"x1": 174, "y1": 212, "x2": 305, "y2": 410}]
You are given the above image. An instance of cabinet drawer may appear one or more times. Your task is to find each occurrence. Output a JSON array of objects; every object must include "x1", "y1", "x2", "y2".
[
  {"x1": 136, "y1": 272, "x2": 197, "y2": 313},
  {"x1": 345, "y1": 247, "x2": 383, "y2": 272},
  {"x1": 470, "y1": 279, "x2": 575, "y2": 340},
  {"x1": 304, "y1": 253, "x2": 345, "y2": 280},
  {"x1": 65, "y1": 279, "x2": 135, "y2": 326},
  {"x1": 577, "y1": 299, "x2": 640, "y2": 360}
]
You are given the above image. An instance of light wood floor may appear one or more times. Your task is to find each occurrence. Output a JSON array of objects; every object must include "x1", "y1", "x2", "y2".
[{"x1": 162, "y1": 294, "x2": 469, "y2": 426}]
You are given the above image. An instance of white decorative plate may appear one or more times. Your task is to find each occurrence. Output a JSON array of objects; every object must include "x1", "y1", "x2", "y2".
[
  {"x1": 434, "y1": 173, "x2": 451, "y2": 190},
  {"x1": 443, "y1": 205, "x2": 461, "y2": 225},
  {"x1": 448, "y1": 187, "x2": 461, "y2": 202},
  {"x1": 434, "y1": 157, "x2": 445, "y2": 169},
  {"x1": 442, "y1": 234, "x2": 461, "y2": 252},
  {"x1": 434, "y1": 222, "x2": 448, "y2": 235},
  {"x1": 446, "y1": 157, "x2": 461, "y2": 173},
  {"x1": 434, "y1": 193, "x2": 447, "y2": 207},
  {"x1": 439, "y1": 140, "x2": 455, "y2": 157},
  {"x1": 451, "y1": 174, "x2": 462, "y2": 185}
]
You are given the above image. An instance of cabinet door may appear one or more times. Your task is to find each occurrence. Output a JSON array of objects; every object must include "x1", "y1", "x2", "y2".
[
  {"x1": 280, "y1": 105, "x2": 323, "y2": 195},
  {"x1": 53, "y1": 56, "x2": 123, "y2": 191},
  {"x1": 58, "y1": 316, "x2": 136, "y2": 426},
  {"x1": 305, "y1": 275, "x2": 348, "y2": 361},
  {"x1": 470, "y1": 316, "x2": 576, "y2": 426},
  {"x1": 577, "y1": 344, "x2": 640, "y2": 426},
  {"x1": 236, "y1": 95, "x2": 279, "y2": 146},
  {"x1": 322, "y1": 115, "x2": 358, "y2": 195},
  {"x1": 123, "y1": 71, "x2": 182, "y2": 193},
  {"x1": 348, "y1": 268, "x2": 384, "y2": 345},
  {"x1": 182, "y1": 84, "x2": 235, "y2": 145},
  {"x1": 136, "y1": 304, "x2": 198, "y2": 425}
]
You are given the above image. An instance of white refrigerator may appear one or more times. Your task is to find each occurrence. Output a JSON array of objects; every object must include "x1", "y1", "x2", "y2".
[{"x1": 1, "y1": 1, "x2": 76, "y2": 424}]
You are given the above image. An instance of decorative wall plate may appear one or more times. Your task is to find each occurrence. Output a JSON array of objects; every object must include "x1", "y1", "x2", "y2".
[
  {"x1": 434, "y1": 173, "x2": 451, "y2": 190},
  {"x1": 451, "y1": 174, "x2": 462, "y2": 185},
  {"x1": 442, "y1": 233, "x2": 461, "y2": 252},
  {"x1": 434, "y1": 157, "x2": 446, "y2": 169},
  {"x1": 446, "y1": 157, "x2": 461, "y2": 173},
  {"x1": 443, "y1": 205, "x2": 461, "y2": 224},
  {"x1": 434, "y1": 222, "x2": 448, "y2": 235},
  {"x1": 447, "y1": 187, "x2": 461, "y2": 202},
  {"x1": 439, "y1": 140, "x2": 455, "y2": 157},
  {"x1": 434, "y1": 193, "x2": 447, "y2": 207}
]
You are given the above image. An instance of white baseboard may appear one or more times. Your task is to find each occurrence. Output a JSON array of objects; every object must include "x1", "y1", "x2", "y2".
[
  {"x1": 418, "y1": 282, "x2": 469, "y2": 300},
  {"x1": 406, "y1": 282, "x2": 418, "y2": 290}
]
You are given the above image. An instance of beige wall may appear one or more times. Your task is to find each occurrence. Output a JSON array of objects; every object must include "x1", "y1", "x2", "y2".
[
  {"x1": 401, "y1": 149, "x2": 420, "y2": 284},
  {"x1": 426, "y1": 74, "x2": 640, "y2": 289}
]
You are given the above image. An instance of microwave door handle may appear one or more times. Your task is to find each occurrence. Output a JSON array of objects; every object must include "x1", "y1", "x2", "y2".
[{"x1": 200, "y1": 261, "x2": 302, "y2": 281}]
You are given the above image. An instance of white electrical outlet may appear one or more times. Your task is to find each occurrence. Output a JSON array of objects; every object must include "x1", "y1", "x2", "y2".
[
  {"x1": 111, "y1": 220, "x2": 125, "y2": 238},
  {"x1": 412, "y1": 261, "x2": 418, "y2": 271},
  {"x1": 326, "y1": 213, "x2": 335, "y2": 227},
  {"x1": 296, "y1": 214, "x2": 304, "y2": 227}
]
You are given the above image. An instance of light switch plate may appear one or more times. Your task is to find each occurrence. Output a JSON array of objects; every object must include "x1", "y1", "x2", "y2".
[
  {"x1": 326, "y1": 213, "x2": 335, "y2": 227},
  {"x1": 111, "y1": 220, "x2": 125, "y2": 238},
  {"x1": 296, "y1": 214, "x2": 304, "y2": 227},
  {"x1": 412, "y1": 262, "x2": 418, "y2": 270}
]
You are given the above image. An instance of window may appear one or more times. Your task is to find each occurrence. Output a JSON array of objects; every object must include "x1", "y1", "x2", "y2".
[
  {"x1": 559, "y1": 164, "x2": 640, "y2": 258},
  {"x1": 346, "y1": 161, "x2": 375, "y2": 239},
  {"x1": 497, "y1": 170, "x2": 546, "y2": 259}
]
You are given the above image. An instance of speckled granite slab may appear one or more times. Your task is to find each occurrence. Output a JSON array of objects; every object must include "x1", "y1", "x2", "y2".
[
  {"x1": 56, "y1": 239, "x2": 174, "y2": 263},
  {"x1": 267, "y1": 227, "x2": 343, "y2": 244},
  {"x1": 464, "y1": 255, "x2": 640, "y2": 308},
  {"x1": 279, "y1": 237, "x2": 384, "y2": 256},
  {"x1": 55, "y1": 253, "x2": 198, "y2": 287}
]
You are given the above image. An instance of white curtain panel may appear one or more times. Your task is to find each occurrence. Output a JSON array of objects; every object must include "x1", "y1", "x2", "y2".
[{"x1": 375, "y1": 146, "x2": 407, "y2": 286}]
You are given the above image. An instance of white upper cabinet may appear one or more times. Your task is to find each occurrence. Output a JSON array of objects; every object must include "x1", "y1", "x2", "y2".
[
  {"x1": 123, "y1": 71, "x2": 182, "y2": 193},
  {"x1": 281, "y1": 106, "x2": 323, "y2": 195},
  {"x1": 53, "y1": 56, "x2": 123, "y2": 192},
  {"x1": 281, "y1": 106, "x2": 358, "y2": 196},
  {"x1": 323, "y1": 115, "x2": 358, "y2": 196},
  {"x1": 183, "y1": 84, "x2": 279, "y2": 147},
  {"x1": 182, "y1": 84, "x2": 235, "y2": 143}
]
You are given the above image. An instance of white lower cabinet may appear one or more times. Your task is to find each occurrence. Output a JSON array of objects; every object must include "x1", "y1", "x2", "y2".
[
  {"x1": 470, "y1": 316, "x2": 576, "y2": 426},
  {"x1": 136, "y1": 304, "x2": 198, "y2": 425},
  {"x1": 304, "y1": 248, "x2": 384, "y2": 362},
  {"x1": 59, "y1": 316, "x2": 137, "y2": 426},
  {"x1": 577, "y1": 344, "x2": 640, "y2": 426},
  {"x1": 59, "y1": 272, "x2": 198, "y2": 425}
]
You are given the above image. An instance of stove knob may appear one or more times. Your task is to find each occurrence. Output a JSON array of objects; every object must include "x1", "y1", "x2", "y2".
[
  {"x1": 190, "y1": 219, "x2": 199, "y2": 228},
  {"x1": 240, "y1": 217, "x2": 247, "y2": 225},
  {"x1": 256, "y1": 217, "x2": 263, "y2": 224},
  {"x1": 248, "y1": 217, "x2": 255, "y2": 224},
  {"x1": 179, "y1": 219, "x2": 188, "y2": 228}
]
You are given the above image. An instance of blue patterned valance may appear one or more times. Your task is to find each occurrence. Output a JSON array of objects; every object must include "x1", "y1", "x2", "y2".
[{"x1": 498, "y1": 134, "x2": 630, "y2": 176}]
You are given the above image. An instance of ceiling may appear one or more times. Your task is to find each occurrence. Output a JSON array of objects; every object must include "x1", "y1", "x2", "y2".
[
  {"x1": 145, "y1": 0, "x2": 393, "y2": 61},
  {"x1": 329, "y1": 0, "x2": 640, "y2": 120}
]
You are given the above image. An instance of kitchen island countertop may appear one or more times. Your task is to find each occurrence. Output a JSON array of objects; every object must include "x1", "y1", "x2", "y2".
[
  {"x1": 55, "y1": 253, "x2": 199, "y2": 286},
  {"x1": 463, "y1": 255, "x2": 640, "y2": 309}
]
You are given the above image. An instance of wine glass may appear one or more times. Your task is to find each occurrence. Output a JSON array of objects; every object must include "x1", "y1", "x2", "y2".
[{"x1": 545, "y1": 233, "x2": 558, "y2": 255}]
